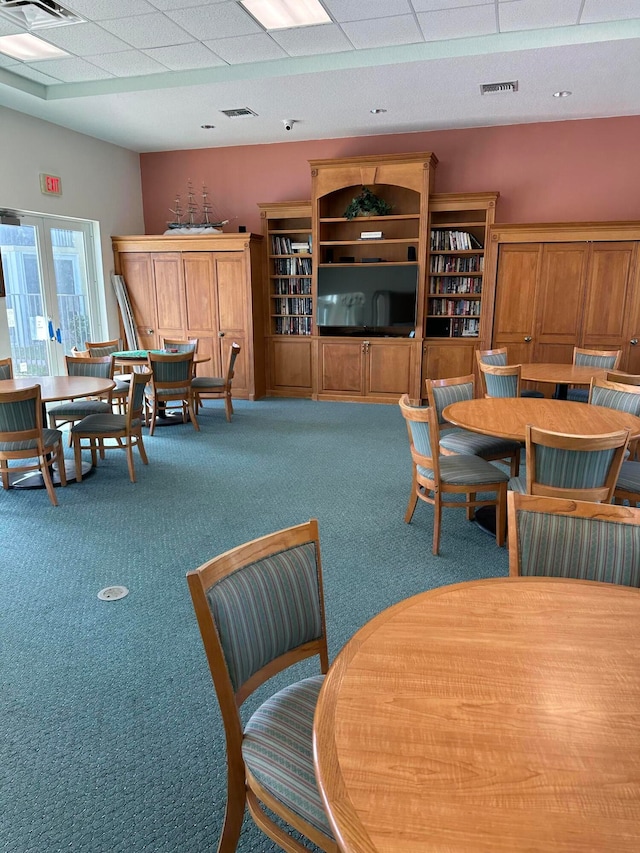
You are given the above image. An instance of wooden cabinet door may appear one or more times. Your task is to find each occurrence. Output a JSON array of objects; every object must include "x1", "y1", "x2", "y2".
[
  {"x1": 212, "y1": 253, "x2": 248, "y2": 397},
  {"x1": 151, "y1": 252, "x2": 185, "y2": 344},
  {"x1": 534, "y1": 243, "x2": 588, "y2": 363},
  {"x1": 182, "y1": 252, "x2": 217, "y2": 377},
  {"x1": 366, "y1": 340, "x2": 415, "y2": 399},
  {"x1": 422, "y1": 343, "x2": 475, "y2": 383},
  {"x1": 117, "y1": 252, "x2": 156, "y2": 349},
  {"x1": 318, "y1": 340, "x2": 364, "y2": 396},
  {"x1": 582, "y1": 242, "x2": 635, "y2": 349},
  {"x1": 622, "y1": 245, "x2": 640, "y2": 373},
  {"x1": 268, "y1": 338, "x2": 313, "y2": 395},
  {"x1": 492, "y1": 244, "x2": 540, "y2": 365}
]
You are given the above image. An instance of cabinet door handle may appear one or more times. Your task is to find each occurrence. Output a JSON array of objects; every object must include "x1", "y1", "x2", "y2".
[
  {"x1": 524, "y1": 336, "x2": 532, "y2": 342},
  {"x1": 219, "y1": 331, "x2": 225, "y2": 337},
  {"x1": 631, "y1": 338, "x2": 638, "y2": 346},
  {"x1": 146, "y1": 328, "x2": 154, "y2": 334}
]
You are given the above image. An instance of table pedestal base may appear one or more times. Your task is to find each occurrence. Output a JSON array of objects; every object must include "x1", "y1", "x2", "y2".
[
  {"x1": 474, "y1": 506, "x2": 498, "y2": 537},
  {"x1": 9, "y1": 459, "x2": 93, "y2": 489}
]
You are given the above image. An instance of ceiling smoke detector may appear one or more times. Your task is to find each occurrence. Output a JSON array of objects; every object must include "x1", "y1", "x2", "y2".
[
  {"x1": 0, "y1": 0, "x2": 83, "y2": 29},
  {"x1": 480, "y1": 80, "x2": 519, "y2": 95},
  {"x1": 220, "y1": 108, "x2": 258, "y2": 118}
]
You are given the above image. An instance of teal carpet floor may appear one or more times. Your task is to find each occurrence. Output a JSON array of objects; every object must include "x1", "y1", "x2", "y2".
[{"x1": 1, "y1": 398, "x2": 508, "y2": 853}]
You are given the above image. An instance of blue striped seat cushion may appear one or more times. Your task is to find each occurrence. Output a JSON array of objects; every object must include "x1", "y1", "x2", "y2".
[
  {"x1": 566, "y1": 389, "x2": 589, "y2": 403},
  {"x1": 439, "y1": 427, "x2": 520, "y2": 458},
  {"x1": 48, "y1": 400, "x2": 112, "y2": 417},
  {"x1": 191, "y1": 376, "x2": 224, "y2": 388},
  {"x1": 243, "y1": 674, "x2": 332, "y2": 839},
  {"x1": 71, "y1": 414, "x2": 139, "y2": 433},
  {"x1": 521, "y1": 389, "x2": 545, "y2": 398},
  {"x1": 616, "y1": 461, "x2": 640, "y2": 494},
  {"x1": 418, "y1": 454, "x2": 509, "y2": 485},
  {"x1": 0, "y1": 428, "x2": 62, "y2": 452}
]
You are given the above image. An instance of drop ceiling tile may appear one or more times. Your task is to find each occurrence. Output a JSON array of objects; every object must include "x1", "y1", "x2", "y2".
[
  {"x1": 144, "y1": 41, "x2": 226, "y2": 69},
  {"x1": 164, "y1": 2, "x2": 263, "y2": 40},
  {"x1": 100, "y1": 13, "x2": 194, "y2": 49},
  {"x1": 411, "y1": 0, "x2": 493, "y2": 9},
  {"x1": 417, "y1": 4, "x2": 498, "y2": 40},
  {"x1": 2, "y1": 64, "x2": 62, "y2": 83},
  {"x1": 272, "y1": 23, "x2": 354, "y2": 55},
  {"x1": 27, "y1": 56, "x2": 114, "y2": 82},
  {"x1": 148, "y1": 0, "x2": 228, "y2": 9},
  {"x1": 37, "y1": 22, "x2": 132, "y2": 55},
  {"x1": 205, "y1": 33, "x2": 287, "y2": 63},
  {"x1": 324, "y1": 0, "x2": 412, "y2": 21},
  {"x1": 341, "y1": 15, "x2": 424, "y2": 48},
  {"x1": 580, "y1": 0, "x2": 640, "y2": 23},
  {"x1": 63, "y1": 0, "x2": 157, "y2": 19},
  {"x1": 89, "y1": 49, "x2": 169, "y2": 76},
  {"x1": 499, "y1": 0, "x2": 582, "y2": 31},
  {"x1": 0, "y1": 16, "x2": 23, "y2": 36}
]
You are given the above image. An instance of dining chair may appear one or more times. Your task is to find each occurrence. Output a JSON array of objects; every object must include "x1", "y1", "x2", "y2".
[
  {"x1": 160, "y1": 337, "x2": 199, "y2": 353},
  {"x1": 508, "y1": 423, "x2": 629, "y2": 503},
  {"x1": 71, "y1": 371, "x2": 150, "y2": 483},
  {"x1": 475, "y1": 348, "x2": 544, "y2": 398},
  {"x1": 191, "y1": 341, "x2": 241, "y2": 421},
  {"x1": 145, "y1": 351, "x2": 199, "y2": 435},
  {"x1": 399, "y1": 394, "x2": 508, "y2": 554},
  {"x1": 477, "y1": 361, "x2": 522, "y2": 398},
  {"x1": 0, "y1": 357, "x2": 14, "y2": 380},
  {"x1": 48, "y1": 355, "x2": 114, "y2": 440},
  {"x1": 186, "y1": 519, "x2": 337, "y2": 853},
  {"x1": 0, "y1": 384, "x2": 67, "y2": 506},
  {"x1": 589, "y1": 376, "x2": 640, "y2": 461},
  {"x1": 508, "y1": 491, "x2": 640, "y2": 586},
  {"x1": 426, "y1": 374, "x2": 521, "y2": 477},
  {"x1": 84, "y1": 338, "x2": 130, "y2": 411},
  {"x1": 567, "y1": 347, "x2": 623, "y2": 403}
]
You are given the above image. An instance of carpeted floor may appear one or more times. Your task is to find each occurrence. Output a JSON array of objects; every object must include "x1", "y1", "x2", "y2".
[{"x1": 0, "y1": 397, "x2": 508, "y2": 853}]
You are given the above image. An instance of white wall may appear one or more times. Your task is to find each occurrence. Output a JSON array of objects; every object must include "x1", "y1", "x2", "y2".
[{"x1": 0, "y1": 105, "x2": 144, "y2": 357}]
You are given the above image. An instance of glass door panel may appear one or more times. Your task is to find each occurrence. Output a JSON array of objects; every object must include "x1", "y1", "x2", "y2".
[{"x1": 50, "y1": 226, "x2": 93, "y2": 356}]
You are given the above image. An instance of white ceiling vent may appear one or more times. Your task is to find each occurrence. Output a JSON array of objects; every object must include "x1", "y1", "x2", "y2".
[
  {"x1": 0, "y1": 0, "x2": 83, "y2": 29},
  {"x1": 481, "y1": 80, "x2": 518, "y2": 95},
  {"x1": 220, "y1": 108, "x2": 258, "y2": 118}
]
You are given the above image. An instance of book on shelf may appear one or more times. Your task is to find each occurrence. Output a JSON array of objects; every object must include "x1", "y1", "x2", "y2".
[
  {"x1": 430, "y1": 230, "x2": 483, "y2": 251},
  {"x1": 291, "y1": 242, "x2": 310, "y2": 253}
]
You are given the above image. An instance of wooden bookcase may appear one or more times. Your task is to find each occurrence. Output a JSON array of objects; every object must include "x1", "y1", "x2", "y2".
[
  {"x1": 258, "y1": 201, "x2": 314, "y2": 396},
  {"x1": 422, "y1": 192, "x2": 498, "y2": 381}
]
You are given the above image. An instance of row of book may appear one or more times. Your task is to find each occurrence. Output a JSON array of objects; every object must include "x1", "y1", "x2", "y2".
[
  {"x1": 429, "y1": 298, "x2": 481, "y2": 317},
  {"x1": 273, "y1": 257, "x2": 313, "y2": 275},
  {"x1": 271, "y1": 235, "x2": 312, "y2": 254},
  {"x1": 429, "y1": 277, "x2": 482, "y2": 295},
  {"x1": 274, "y1": 298, "x2": 313, "y2": 316},
  {"x1": 452, "y1": 317, "x2": 480, "y2": 337},
  {"x1": 430, "y1": 229, "x2": 483, "y2": 251},
  {"x1": 273, "y1": 277, "x2": 312, "y2": 295},
  {"x1": 275, "y1": 316, "x2": 313, "y2": 335},
  {"x1": 430, "y1": 254, "x2": 484, "y2": 273}
]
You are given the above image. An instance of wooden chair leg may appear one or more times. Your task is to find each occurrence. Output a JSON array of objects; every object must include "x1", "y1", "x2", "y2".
[
  {"x1": 56, "y1": 441, "x2": 67, "y2": 487},
  {"x1": 404, "y1": 469, "x2": 418, "y2": 523},
  {"x1": 73, "y1": 435, "x2": 83, "y2": 482},
  {"x1": 216, "y1": 768, "x2": 247, "y2": 853},
  {"x1": 432, "y1": 493, "x2": 442, "y2": 556},
  {"x1": 510, "y1": 450, "x2": 520, "y2": 478},
  {"x1": 495, "y1": 483, "x2": 507, "y2": 547},
  {"x1": 225, "y1": 393, "x2": 233, "y2": 422},
  {"x1": 125, "y1": 443, "x2": 136, "y2": 483},
  {"x1": 466, "y1": 492, "x2": 476, "y2": 521},
  {"x1": 136, "y1": 433, "x2": 149, "y2": 465},
  {"x1": 148, "y1": 397, "x2": 157, "y2": 436},
  {"x1": 90, "y1": 439, "x2": 98, "y2": 467},
  {"x1": 188, "y1": 396, "x2": 200, "y2": 431},
  {"x1": 40, "y1": 453, "x2": 58, "y2": 506},
  {"x1": 1, "y1": 459, "x2": 10, "y2": 490}
]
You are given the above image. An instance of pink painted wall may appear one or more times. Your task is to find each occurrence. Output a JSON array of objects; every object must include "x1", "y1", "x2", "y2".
[{"x1": 140, "y1": 116, "x2": 640, "y2": 235}]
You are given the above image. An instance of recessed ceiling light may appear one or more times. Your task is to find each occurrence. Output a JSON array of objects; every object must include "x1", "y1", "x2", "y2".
[
  {"x1": 370, "y1": 108, "x2": 387, "y2": 114},
  {"x1": 0, "y1": 32, "x2": 68, "y2": 60},
  {"x1": 553, "y1": 90, "x2": 572, "y2": 98},
  {"x1": 240, "y1": 0, "x2": 330, "y2": 30}
]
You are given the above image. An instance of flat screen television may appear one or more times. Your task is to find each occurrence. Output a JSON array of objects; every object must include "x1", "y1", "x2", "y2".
[{"x1": 316, "y1": 265, "x2": 418, "y2": 336}]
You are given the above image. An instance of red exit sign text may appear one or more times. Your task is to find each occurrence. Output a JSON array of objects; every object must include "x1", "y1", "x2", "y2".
[{"x1": 40, "y1": 173, "x2": 62, "y2": 196}]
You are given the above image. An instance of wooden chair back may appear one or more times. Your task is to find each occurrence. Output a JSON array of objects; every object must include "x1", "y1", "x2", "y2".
[
  {"x1": 426, "y1": 373, "x2": 476, "y2": 424},
  {"x1": 475, "y1": 348, "x2": 508, "y2": 395},
  {"x1": 145, "y1": 350, "x2": 198, "y2": 435},
  {"x1": 525, "y1": 423, "x2": 629, "y2": 503},
  {"x1": 478, "y1": 361, "x2": 521, "y2": 398},
  {"x1": 85, "y1": 338, "x2": 122, "y2": 357},
  {"x1": 508, "y1": 492, "x2": 640, "y2": 586},
  {"x1": 65, "y1": 354, "x2": 114, "y2": 379},
  {"x1": 161, "y1": 337, "x2": 199, "y2": 353},
  {"x1": 186, "y1": 519, "x2": 334, "y2": 853},
  {"x1": 0, "y1": 357, "x2": 14, "y2": 380},
  {"x1": 607, "y1": 371, "x2": 640, "y2": 386},
  {"x1": 573, "y1": 347, "x2": 622, "y2": 369},
  {"x1": 589, "y1": 377, "x2": 640, "y2": 413}
]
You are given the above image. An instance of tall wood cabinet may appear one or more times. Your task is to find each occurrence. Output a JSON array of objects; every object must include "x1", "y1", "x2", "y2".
[
  {"x1": 111, "y1": 234, "x2": 265, "y2": 400},
  {"x1": 486, "y1": 223, "x2": 640, "y2": 384}
]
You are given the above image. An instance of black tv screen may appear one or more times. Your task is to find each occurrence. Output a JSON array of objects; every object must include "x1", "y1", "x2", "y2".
[{"x1": 317, "y1": 265, "x2": 418, "y2": 336}]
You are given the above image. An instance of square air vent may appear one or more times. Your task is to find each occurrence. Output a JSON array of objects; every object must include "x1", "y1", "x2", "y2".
[
  {"x1": 481, "y1": 80, "x2": 518, "y2": 95},
  {"x1": 220, "y1": 108, "x2": 258, "y2": 118},
  {"x1": 0, "y1": 0, "x2": 83, "y2": 29}
]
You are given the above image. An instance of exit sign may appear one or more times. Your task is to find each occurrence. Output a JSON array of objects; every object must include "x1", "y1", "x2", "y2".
[{"x1": 40, "y1": 173, "x2": 62, "y2": 196}]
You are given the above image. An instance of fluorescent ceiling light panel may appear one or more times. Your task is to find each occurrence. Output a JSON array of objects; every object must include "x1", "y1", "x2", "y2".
[
  {"x1": 0, "y1": 32, "x2": 68, "y2": 60},
  {"x1": 240, "y1": 0, "x2": 330, "y2": 30}
]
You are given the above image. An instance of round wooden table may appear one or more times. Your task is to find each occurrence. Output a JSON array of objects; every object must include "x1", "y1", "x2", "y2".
[
  {"x1": 0, "y1": 375, "x2": 115, "y2": 487},
  {"x1": 520, "y1": 363, "x2": 609, "y2": 399},
  {"x1": 443, "y1": 396, "x2": 640, "y2": 442},
  {"x1": 313, "y1": 577, "x2": 640, "y2": 853}
]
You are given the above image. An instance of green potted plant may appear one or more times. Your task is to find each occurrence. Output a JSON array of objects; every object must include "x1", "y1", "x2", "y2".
[{"x1": 343, "y1": 187, "x2": 392, "y2": 220}]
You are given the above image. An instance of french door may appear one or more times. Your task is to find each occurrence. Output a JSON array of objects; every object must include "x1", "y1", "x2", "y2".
[{"x1": 0, "y1": 214, "x2": 101, "y2": 376}]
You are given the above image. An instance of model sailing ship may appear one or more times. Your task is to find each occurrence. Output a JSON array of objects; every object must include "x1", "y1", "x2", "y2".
[{"x1": 164, "y1": 181, "x2": 230, "y2": 234}]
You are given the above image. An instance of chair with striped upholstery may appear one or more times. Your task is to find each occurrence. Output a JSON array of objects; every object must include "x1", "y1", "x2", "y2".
[
  {"x1": 0, "y1": 384, "x2": 67, "y2": 506},
  {"x1": 186, "y1": 519, "x2": 336, "y2": 853},
  {"x1": 192, "y1": 341, "x2": 241, "y2": 421},
  {"x1": 71, "y1": 371, "x2": 150, "y2": 483},
  {"x1": 508, "y1": 492, "x2": 640, "y2": 586},
  {"x1": 476, "y1": 347, "x2": 544, "y2": 398},
  {"x1": 145, "y1": 351, "x2": 199, "y2": 436},
  {"x1": 508, "y1": 423, "x2": 629, "y2": 504},
  {"x1": 426, "y1": 374, "x2": 521, "y2": 477},
  {"x1": 85, "y1": 338, "x2": 130, "y2": 411},
  {"x1": 48, "y1": 355, "x2": 114, "y2": 439},
  {"x1": 160, "y1": 337, "x2": 199, "y2": 353},
  {"x1": 399, "y1": 394, "x2": 508, "y2": 555},
  {"x1": 0, "y1": 357, "x2": 13, "y2": 379},
  {"x1": 589, "y1": 376, "x2": 640, "y2": 461},
  {"x1": 477, "y1": 361, "x2": 522, "y2": 399},
  {"x1": 567, "y1": 347, "x2": 622, "y2": 403}
]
